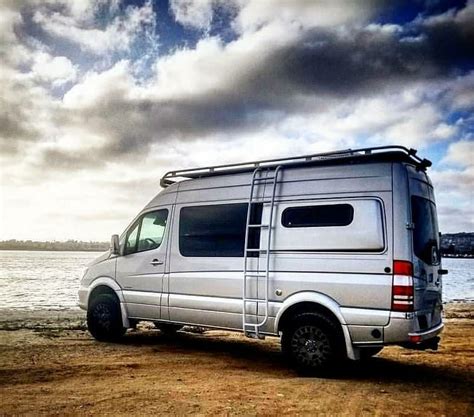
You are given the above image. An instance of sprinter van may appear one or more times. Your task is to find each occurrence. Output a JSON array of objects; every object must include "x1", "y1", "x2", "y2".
[{"x1": 78, "y1": 146, "x2": 446, "y2": 374}]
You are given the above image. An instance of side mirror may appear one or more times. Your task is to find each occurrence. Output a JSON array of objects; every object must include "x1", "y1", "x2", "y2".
[{"x1": 110, "y1": 234, "x2": 120, "y2": 255}]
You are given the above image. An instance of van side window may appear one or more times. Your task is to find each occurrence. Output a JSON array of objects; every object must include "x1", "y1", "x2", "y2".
[
  {"x1": 282, "y1": 204, "x2": 354, "y2": 228},
  {"x1": 179, "y1": 203, "x2": 251, "y2": 257},
  {"x1": 411, "y1": 196, "x2": 440, "y2": 265},
  {"x1": 125, "y1": 221, "x2": 140, "y2": 254},
  {"x1": 124, "y1": 209, "x2": 168, "y2": 255},
  {"x1": 137, "y1": 210, "x2": 168, "y2": 252}
]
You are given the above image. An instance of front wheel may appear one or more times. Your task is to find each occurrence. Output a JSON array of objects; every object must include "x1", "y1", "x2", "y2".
[
  {"x1": 87, "y1": 294, "x2": 126, "y2": 342},
  {"x1": 281, "y1": 312, "x2": 344, "y2": 376}
]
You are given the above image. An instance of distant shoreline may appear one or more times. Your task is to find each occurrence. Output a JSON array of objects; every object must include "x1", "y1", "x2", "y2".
[
  {"x1": 1, "y1": 232, "x2": 472, "y2": 255},
  {"x1": 0, "y1": 248, "x2": 472, "y2": 258},
  {"x1": 0, "y1": 248, "x2": 106, "y2": 252}
]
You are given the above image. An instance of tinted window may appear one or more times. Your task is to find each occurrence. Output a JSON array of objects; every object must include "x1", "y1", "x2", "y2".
[
  {"x1": 124, "y1": 209, "x2": 168, "y2": 255},
  {"x1": 282, "y1": 204, "x2": 354, "y2": 228},
  {"x1": 411, "y1": 196, "x2": 440, "y2": 265},
  {"x1": 125, "y1": 221, "x2": 140, "y2": 254},
  {"x1": 137, "y1": 210, "x2": 168, "y2": 252},
  {"x1": 179, "y1": 204, "x2": 249, "y2": 257}
]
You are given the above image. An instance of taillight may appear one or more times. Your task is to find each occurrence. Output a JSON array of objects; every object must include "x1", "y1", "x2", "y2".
[{"x1": 392, "y1": 260, "x2": 414, "y2": 312}]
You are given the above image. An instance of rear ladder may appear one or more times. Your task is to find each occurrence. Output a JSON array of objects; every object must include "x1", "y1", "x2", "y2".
[{"x1": 242, "y1": 166, "x2": 282, "y2": 339}]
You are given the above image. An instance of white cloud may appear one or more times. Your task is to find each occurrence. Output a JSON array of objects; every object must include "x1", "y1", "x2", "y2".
[
  {"x1": 63, "y1": 60, "x2": 135, "y2": 109},
  {"x1": 33, "y1": 1, "x2": 155, "y2": 54},
  {"x1": 169, "y1": 0, "x2": 217, "y2": 31},
  {"x1": 31, "y1": 52, "x2": 77, "y2": 86},
  {"x1": 446, "y1": 71, "x2": 474, "y2": 110},
  {"x1": 431, "y1": 166, "x2": 474, "y2": 232},
  {"x1": 441, "y1": 140, "x2": 474, "y2": 167},
  {"x1": 234, "y1": 0, "x2": 381, "y2": 33},
  {"x1": 431, "y1": 139, "x2": 474, "y2": 231}
]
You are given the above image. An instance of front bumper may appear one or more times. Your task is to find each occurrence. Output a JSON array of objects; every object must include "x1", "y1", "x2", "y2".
[{"x1": 77, "y1": 287, "x2": 88, "y2": 310}]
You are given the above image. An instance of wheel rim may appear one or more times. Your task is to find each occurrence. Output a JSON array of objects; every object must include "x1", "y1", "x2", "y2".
[
  {"x1": 93, "y1": 303, "x2": 113, "y2": 330},
  {"x1": 291, "y1": 325, "x2": 331, "y2": 366}
]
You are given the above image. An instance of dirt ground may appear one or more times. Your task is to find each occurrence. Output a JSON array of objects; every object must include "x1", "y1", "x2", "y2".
[{"x1": 0, "y1": 304, "x2": 473, "y2": 416}]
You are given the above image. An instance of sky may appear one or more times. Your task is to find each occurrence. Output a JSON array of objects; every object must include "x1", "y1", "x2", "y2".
[{"x1": 0, "y1": 0, "x2": 473, "y2": 241}]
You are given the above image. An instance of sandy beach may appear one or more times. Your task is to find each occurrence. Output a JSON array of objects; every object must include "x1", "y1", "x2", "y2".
[{"x1": 0, "y1": 303, "x2": 472, "y2": 416}]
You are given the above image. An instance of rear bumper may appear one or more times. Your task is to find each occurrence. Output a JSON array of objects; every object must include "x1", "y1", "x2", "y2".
[
  {"x1": 408, "y1": 321, "x2": 444, "y2": 342},
  {"x1": 384, "y1": 310, "x2": 443, "y2": 344}
]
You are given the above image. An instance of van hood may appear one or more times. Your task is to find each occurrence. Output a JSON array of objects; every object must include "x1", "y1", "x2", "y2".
[{"x1": 87, "y1": 250, "x2": 111, "y2": 267}]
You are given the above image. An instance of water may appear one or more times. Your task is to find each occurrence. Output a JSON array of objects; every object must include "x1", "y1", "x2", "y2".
[
  {"x1": 442, "y1": 258, "x2": 474, "y2": 302},
  {"x1": 0, "y1": 251, "x2": 98, "y2": 310},
  {"x1": 0, "y1": 251, "x2": 472, "y2": 310}
]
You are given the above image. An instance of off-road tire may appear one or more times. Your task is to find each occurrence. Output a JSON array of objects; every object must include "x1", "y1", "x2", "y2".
[
  {"x1": 87, "y1": 294, "x2": 126, "y2": 342},
  {"x1": 359, "y1": 346, "x2": 383, "y2": 360},
  {"x1": 281, "y1": 312, "x2": 344, "y2": 376}
]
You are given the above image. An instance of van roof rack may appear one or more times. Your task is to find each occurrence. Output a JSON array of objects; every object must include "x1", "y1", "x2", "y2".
[{"x1": 160, "y1": 145, "x2": 431, "y2": 188}]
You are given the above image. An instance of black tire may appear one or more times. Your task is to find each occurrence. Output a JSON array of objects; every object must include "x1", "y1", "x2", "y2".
[
  {"x1": 359, "y1": 346, "x2": 383, "y2": 360},
  {"x1": 87, "y1": 294, "x2": 126, "y2": 342},
  {"x1": 281, "y1": 312, "x2": 344, "y2": 376},
  {"x1": 154, "y1": 323, "x2": 183, "y2": 336}
]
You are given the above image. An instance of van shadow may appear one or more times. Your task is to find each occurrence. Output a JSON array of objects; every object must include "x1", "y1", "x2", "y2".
[
  {"x1": 338, "y1": 355, "x2": 473, "y2": 387},
  {"x1": 116, "y1": 328, "x2": 473, "y2": 392},
  {"x1": 120, "y1": 328, "x2": 286, "y2": 374}
]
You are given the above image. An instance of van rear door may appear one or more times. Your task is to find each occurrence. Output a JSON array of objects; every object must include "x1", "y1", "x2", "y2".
[{"x1": 409, "y1": 176, "x2": 443, "y2": 330}]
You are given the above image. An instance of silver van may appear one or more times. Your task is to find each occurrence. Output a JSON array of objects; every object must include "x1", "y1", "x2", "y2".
[{"x1": 78, "y1": 146, "x2": 446, "y2": 374}]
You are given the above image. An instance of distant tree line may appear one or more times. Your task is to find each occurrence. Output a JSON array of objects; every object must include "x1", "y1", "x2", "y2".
[
  {"x1": 440, "y1": 233, "x2": 474, "y2": 257},
  {"x1": 0, "y1": 233, "x2": 473, "y2": 256},
  {"x1": 0, "y1": 240, "x2": 109, "y2": 252}
]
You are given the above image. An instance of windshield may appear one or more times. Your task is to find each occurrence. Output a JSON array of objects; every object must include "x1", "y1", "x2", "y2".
[{"x1": 411, "y1": 196, "x2": 440, "y2": 265}]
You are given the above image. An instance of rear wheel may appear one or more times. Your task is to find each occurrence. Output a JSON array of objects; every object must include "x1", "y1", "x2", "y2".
[
  {"x1": 281, "y1": 312, "x2": 344, "y2": 376},
  {"x1": 87, "y1": 294, "x2": 126, "y2": 342}
]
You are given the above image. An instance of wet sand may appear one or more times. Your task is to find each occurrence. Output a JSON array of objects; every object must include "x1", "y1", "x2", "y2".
[{"x1": 0, "y1": 303, "x2": 473, "y2": 416}]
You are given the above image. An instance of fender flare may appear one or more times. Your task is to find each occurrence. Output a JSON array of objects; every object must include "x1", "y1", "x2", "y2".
[
  {"x1": 274, "y1": 291, "x2": 357, "y2": 360},
  {"x1": 87, "y1": 277, "x2": 130, "y2": 328}
]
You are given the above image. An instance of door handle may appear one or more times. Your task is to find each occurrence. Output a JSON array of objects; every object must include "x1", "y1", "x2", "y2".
[{"x1": 150, "y1": 259, "x2": 164, "y2": 266}]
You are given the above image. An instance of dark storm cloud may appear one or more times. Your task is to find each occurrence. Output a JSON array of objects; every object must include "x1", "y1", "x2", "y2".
[
  {"x1": 32, "y1": 2, "x2": 474, "y2": 169},
  {"x1": 0, "y1": 75, "x2": 50, "y2": 155},
  {"x1": 259, "y1": 8, "x2": 474, "y2": 97}
]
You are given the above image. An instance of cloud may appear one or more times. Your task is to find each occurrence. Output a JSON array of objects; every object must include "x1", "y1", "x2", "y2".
[
  {"x1": 437, "y1": 203, "x2": 474, "y2": 232},
  {"x1": 33, "y1": 0, "x2": 155, "y2": 54},
  {"x1": 31, "y1": 52, "x2": 77, "y2": 86},
  {"x1": 0, "y1": 66, "x2": 59, "y2": 155},
  {"x1": 169, "y1": 0, "x2": 217, "y2": 31},
  {"x1": 234, "y1": 0, "x2": 389, "y2": 33},
  {"x1": 1, "y1": 0, "x2": 474, "y2": 239},
  {"x1": 41, "y1": 10, "x2": 473, "y2": 166},
  {"x1": 431, "y1": 142, "x2": 474, "y2": 231},
  {"x1": 441, "y1": 140, "x2": 474, "y2": 167}
]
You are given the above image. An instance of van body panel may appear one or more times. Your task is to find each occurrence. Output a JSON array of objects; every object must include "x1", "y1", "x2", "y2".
[
  {"x1": 265, "y1": 272, "x2": 392, "y2": 316},
  {"x1": 115, "y1": 204, "x2": 173, "y2": 320},
  {"x1": 348, "y1": 325, "x2": 384, "y2": 345},
  {"x1": 392, "y1": 163, "x2": 412, "y2": 262},
  {"x1": 270, "y1": 199, "x2": 385, "y2": 251},
  {"x1": 340, "y1": 307, "x2": 391, "y2": 326}
]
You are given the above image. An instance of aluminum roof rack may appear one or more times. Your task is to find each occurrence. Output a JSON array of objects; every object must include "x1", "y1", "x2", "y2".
[{"x1": 160, "y1": 145, "x2": 431, "y2": 188}]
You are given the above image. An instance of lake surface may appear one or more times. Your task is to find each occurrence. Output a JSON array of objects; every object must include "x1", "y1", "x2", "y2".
[{"x1": 0, "y1": 250, "x2": 472, "y2": 310}]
